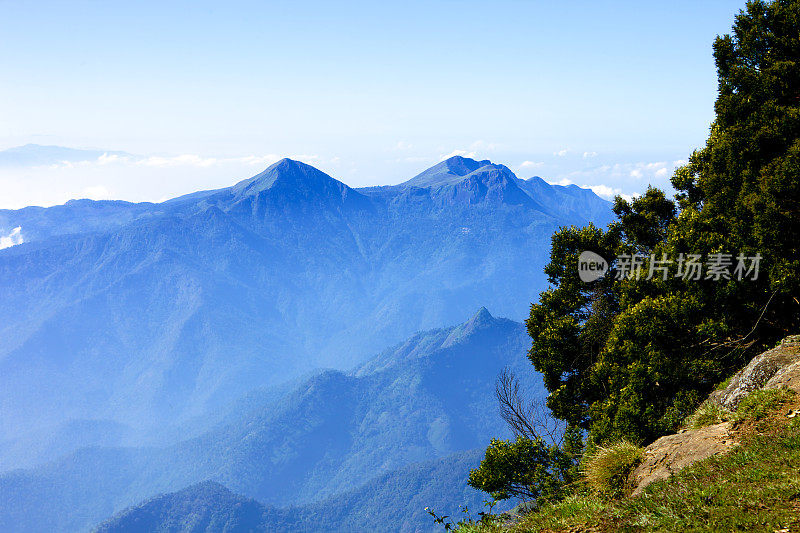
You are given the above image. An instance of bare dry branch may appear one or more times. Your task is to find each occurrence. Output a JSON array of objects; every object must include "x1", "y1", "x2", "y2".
[{"x1": 495, "y1": 367, "x2": 563, "y2": 447}]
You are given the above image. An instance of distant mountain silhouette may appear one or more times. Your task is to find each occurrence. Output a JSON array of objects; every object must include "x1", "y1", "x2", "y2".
[
  {"x1": 0, "y1": 309, "x2": 540, "y2": 532},
  {"x1": 401, "y1": 155, "x2": 495, "y2": 187},
  {"x1": 0, "y1": 144, "x2": 133, "y2": 167},
  {"x1": 0, "y1": 157, "x2": 612, "y2": 449},
  {"x1": 94, "y1": 481, "x2": 268, "y2": 533},
  {"x1": 95, "y1": 450, "x2": 497, "y2": 533}
]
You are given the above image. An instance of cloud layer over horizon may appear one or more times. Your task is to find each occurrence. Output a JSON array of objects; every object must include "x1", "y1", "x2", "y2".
[{"x1": 0, "y1": 143, "x2": 686, "y2": 209}]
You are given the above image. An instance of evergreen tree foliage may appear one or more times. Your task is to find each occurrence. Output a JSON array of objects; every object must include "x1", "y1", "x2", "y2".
[
  {"x1": 468, "y1": 427, "x2": 582, "y2": 506},
  {"x1": 527, "y1": 0, "x2": 800, "y2": 445}
]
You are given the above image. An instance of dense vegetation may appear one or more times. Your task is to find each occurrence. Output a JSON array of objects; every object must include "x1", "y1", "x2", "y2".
[
  {"x1": 464, "y1": 402, "x2": 800, "y2": 532},
  {"x1": 534, "y1": 0, "x2": 799, "y2": 447},
  {"x1": 468, "y1": 0, "x2": 800, "y2": 519}
]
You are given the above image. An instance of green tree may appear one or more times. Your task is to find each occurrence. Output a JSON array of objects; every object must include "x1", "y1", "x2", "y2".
[
  {"x1": 527, "y1": 224, "x2": 622, "y2": 428},
  {"x1": 528, "y1": 0, "x2": 800, "y2": 445},
  {"x1": 468, "y1": 427, "x2": 582, "y2": 506}
]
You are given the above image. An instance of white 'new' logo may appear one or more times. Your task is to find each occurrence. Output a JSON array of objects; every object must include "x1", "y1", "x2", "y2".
[{"x1": 578, "y1": 251, "x2": 608, "y2": 282}]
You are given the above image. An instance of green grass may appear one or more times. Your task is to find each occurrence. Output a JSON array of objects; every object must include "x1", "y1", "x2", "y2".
[
  {"x1": 582, "y1": 441, "x2": 644, "y2": 498},
  {"x1": 715, "y1": 374, "x2": 734, "y2": 391},
  {"x1": 683, "y1": 400, "x2": 731, "y2": 430},
  {"x1": 456, "y1": 404, "x2": 800, "y2": 532},
  {"x1": 682, "y1": 388, "x2": 795, "y2": 431},
  {"x1": 733, "y1": 387, "x2": 796, "y2": 422}
]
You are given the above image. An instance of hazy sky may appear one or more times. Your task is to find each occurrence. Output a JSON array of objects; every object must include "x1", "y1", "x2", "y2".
[{"x1": 0, "y1": 0, "x2": 745, "y2": 209}]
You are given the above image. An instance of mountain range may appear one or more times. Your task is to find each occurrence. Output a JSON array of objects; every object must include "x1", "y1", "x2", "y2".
[
  {"x1": 1, "y1": 309, "x2": 541, "y2": 532},
  {"x1": 0, "y1": 156, "x2": 612, "y2": 444},
  {"x1": 0, "y1": 155, "x2": 613, "y2": 531}
]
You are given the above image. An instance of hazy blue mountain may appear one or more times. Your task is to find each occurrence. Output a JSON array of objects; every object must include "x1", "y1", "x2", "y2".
[
  {"x1": 0, "y1": 143, "x2": 133, "y2": 167},
  {"x1": 402, "y1": 156, "x2": 496, "y2": 187},
  {"x1": 0, "y1": 156, "x2": 611, "y2": 451},
  {"x1": 174, "y1": 308, "x2": 537, "y2": 507},
  {"x1": 0, "y1": 156, "x2": 609, "y2": 532},
  {"x1": 516, "y1": 176, "x2": 615, "y2": 222},
  {"x1": 95, "y1": 450, "x2": 498, "y2": 533},
  {"x1": 0, "y1": 309, "x2": 541, "y2": 532},
  {"x1": 0, "y1": 418, "x2": 133, "y2": 471},
  {"x1": 95, "y1": 481, "x2": 270, "y2": 533},
  {"x1": 93, "y1": 481, "x2": 267, "y2": 533},
  {"x1": 0, "y1": 199, "x2": 158, "y2": 244}
]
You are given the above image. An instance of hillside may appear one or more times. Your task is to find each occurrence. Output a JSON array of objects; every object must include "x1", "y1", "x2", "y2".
[
  {"x1": 95, "y1": 451, "x2": 496, "y2": 533},
  {"x1": 93, "y1": 338, "x2": 800, "y2": 533},
  {"x1": 459, "y1": 336, "x2": 800, "y2": 532},
  {"x1": 0, "y1": 309, "x2": 543, "y2": 532}
]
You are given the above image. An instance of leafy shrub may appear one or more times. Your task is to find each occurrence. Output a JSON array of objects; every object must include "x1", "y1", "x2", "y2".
[
  {"x1": 734, "y1": 388, "x2": 796, "y2": 422},
  {"x1": 468, "y1": 428, "x2": 582, "y2": 507},
  {"x1": 685, "y1": 400, "x2": 732, "y2": 430},
  {"x1": 582, "y1": 441, "x2": 643, "y2": 498}
]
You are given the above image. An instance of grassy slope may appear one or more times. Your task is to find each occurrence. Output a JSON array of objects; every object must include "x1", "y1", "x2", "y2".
[{"x1": 459, "y1": 395, "x2": 800, "y2": 533}]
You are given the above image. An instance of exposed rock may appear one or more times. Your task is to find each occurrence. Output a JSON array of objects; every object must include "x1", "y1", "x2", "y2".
[
  {"x1": 630, "y1": 335, "x2": 799, "y2": 496},
  {"x1": 709, "y1": 335, "x2": 800, "y2": 411},
  {"x1": 629, "y1": 422, "x2": 736, "y2": 495}
]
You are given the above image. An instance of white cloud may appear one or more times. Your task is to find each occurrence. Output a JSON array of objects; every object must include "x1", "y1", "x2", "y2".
[
  {"x1": 439, "y1": 149, "x2": 477, "y2": 161},
  {"x1": 47, "y1": 159, "x2": 95, "y2": 170},
  {"x1": 519, "y1": 160, "x2": 543, "y2": 169},
  {"x1": 81, "y1": 185, "x2": 112, "y2": 200},
  {"x1": 545, "y1": 178, "x2": 574, "y2": 186},
  {"x1": 542, "y1": 175, "x2": 637, "y2": 202},
  {"x1": 585, "y1": 184, "x2": 618, "y2": 198},
  {"x1": 51, "y1": 152, "x2": 291, "y2": 169},
  {"x1": 0, "y1": 149, "x2": 343, "y2": 209},
  {"x1": 0, "y1": 226, "x2": 23, "y2": 249},
  {"x1": 583, "y1": 151, "x2": 598, "y2": 158},
  {"x1": 97, "y1": 153, "x2": 132, "y2": 165},
  {"x1": 582, "y1": 184, "x2": 636, "y2": 202},
  {"x1": 394, "y1": 141, "x2": 413, "y2": 151},
  {"x1": 553, "y1": 149, "x2": 569, "y2": 157},
  {"x1": 469, "y1": 140, "x2": 498, "y2": 151},
  {"x1": 626, "y1": 161, "x2": 672, "y2": 179}
]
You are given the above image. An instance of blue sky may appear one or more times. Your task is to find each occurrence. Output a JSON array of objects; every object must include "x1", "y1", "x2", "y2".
[{"x1": 0, "y1": 0, "x2": 745, "y2": 208}]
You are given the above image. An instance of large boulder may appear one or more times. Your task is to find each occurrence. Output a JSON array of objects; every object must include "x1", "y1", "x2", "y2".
[{"x1": 629, "y1": 422, "x2": 736, "y2": 496}]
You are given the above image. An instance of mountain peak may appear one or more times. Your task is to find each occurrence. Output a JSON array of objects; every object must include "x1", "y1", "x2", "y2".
[
  {"x1": 402, "y1": 156, "x2": 495, "y2": 188},
  {"x1": 441, "y1": 307, "x2": 499, "y2": 347},
  {"x1": 465, "y1": 306, "x2": 495, "y2": 331},
  {"x1": 231, "y1": 158, "x2": 346, "y2": 199},
  {"x1": 402, "y1": 158, "x2": 543, "y2": 208}
]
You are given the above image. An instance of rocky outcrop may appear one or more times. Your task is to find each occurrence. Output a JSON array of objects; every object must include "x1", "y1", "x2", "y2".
[
  {"x1": 709, "y1": 335, "x2": 800, "y2": 410},
  {"x1": 629, "y1": 335, "x2": 800, "y2": 496},
  {"x1": 630, "y1": 422, "x2": 736, "y2": 495}
]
